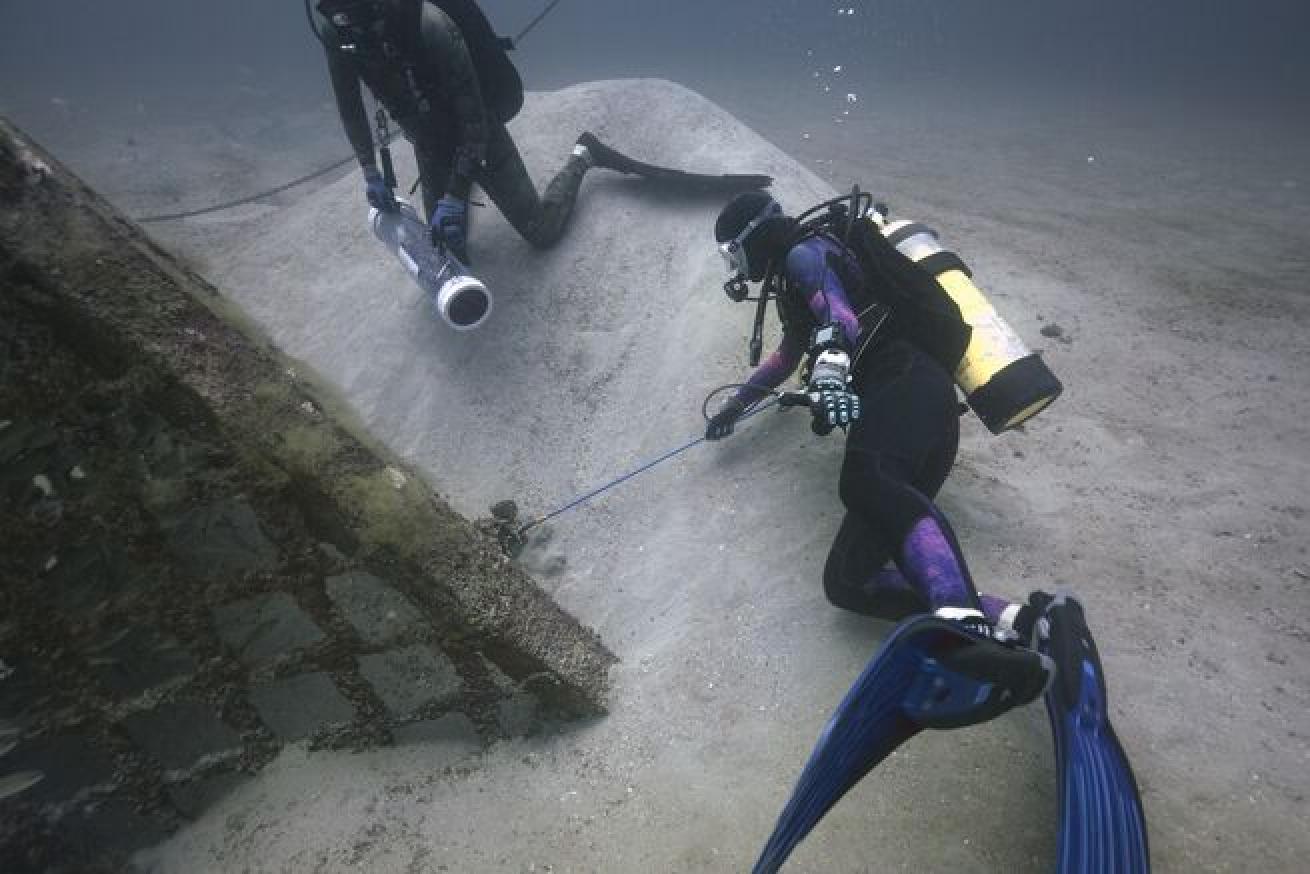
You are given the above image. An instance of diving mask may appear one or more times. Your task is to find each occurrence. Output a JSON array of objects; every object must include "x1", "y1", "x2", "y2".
[{"x1": 718, "y1": 198, "x2": 782, "y2": 280}]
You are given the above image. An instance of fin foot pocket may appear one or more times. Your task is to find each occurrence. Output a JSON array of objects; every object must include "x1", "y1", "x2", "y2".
[{"x1": 905, "y1": 624, "x2": 1053, "y2": 729}]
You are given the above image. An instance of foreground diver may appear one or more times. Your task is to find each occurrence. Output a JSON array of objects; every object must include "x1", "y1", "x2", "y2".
[
  {"x1": 706, "y1": 186, "x2": 1048, "y2": 842},
  {"x1": 753, "y1": 593, "x2": 1150, "y2": 873},
  {"x1": 704, "y1": 192, "x2": 1145, "y2": 870},
  {"x1": 708, "y1": 189, "x2": 1021, "y2": 630},
  {"x1": 309, "y1": 0, "x2": 770, "y2": 264}
]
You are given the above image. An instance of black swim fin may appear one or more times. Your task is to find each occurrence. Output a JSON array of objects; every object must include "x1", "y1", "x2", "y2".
[
  {"x1": 1036, "y1": 594, "x2": 1151, "y2": 874},
  {"x1": 752, "y1": 614, "x2": 1053, "y2": 874},
  {"x1": 576, "y1": 132, "x2": 773, "y2": 192}
]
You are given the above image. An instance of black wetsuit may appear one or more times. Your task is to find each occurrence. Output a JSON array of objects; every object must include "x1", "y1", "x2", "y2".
[
  {"x1": 826, "y1": 339, "x2": 962, "y2": 617},
  {"x1": 313, "y1": 0, "x2": 589, "y2": 247},
  {"x1": 734, "y1": 233, "x2": 977, "y2": 619}
]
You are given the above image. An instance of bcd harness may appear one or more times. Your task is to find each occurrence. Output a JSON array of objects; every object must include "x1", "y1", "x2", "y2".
[
  {"x1": 741, "y1": 187, "x2": 969, "y2": 381},
  {"x1": 311, "y1": 0, "x2": 525, "y2": 128}
]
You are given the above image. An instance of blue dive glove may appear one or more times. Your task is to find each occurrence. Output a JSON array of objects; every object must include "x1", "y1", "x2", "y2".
[
  {"x1": 364, "y1": 167, "x2": 397, "y2": 212},
  {"x1": 430, "y1": 196, "x2": 470, "y2": 263}
]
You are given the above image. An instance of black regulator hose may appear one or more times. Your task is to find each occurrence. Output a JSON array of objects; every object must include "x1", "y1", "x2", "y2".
[
  {"x1": 701, "y1": 384, "x2": 782, "y2": 422},
  {"x1": 304, "y1": 0, "x2": 320, "y2": 44}
]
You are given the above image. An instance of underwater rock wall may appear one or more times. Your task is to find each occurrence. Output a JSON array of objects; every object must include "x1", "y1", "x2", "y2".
[{"x1": 0, "y1": 117, "x2": 613, "y2": 872}]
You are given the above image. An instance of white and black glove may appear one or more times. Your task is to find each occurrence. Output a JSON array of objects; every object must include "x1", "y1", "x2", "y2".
[
  {"x1": 808, "y1": 350, "x2": 861, "y2": 435},
  {"x1": 810, "y1": 386, "x2": 861, "y2": 434}
]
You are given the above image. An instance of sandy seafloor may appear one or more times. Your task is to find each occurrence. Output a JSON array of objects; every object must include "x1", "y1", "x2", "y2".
[{"x1": 3, "y1": 44, "x2": 1308, "y2": 874}]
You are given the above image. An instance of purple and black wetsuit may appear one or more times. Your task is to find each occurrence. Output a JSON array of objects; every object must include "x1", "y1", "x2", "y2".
[{"x1": 738, "y1": 236, "x2": 1011, "y2": 624}]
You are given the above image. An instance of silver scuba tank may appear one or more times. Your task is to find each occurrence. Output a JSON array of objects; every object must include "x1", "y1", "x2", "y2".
[{"x1": 368, "y1": 200, "x2": 492, "y2": 331}]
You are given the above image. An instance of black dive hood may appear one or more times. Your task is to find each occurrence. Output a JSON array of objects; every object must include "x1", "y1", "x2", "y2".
[
  {"x1": 731, "y1": 187, "x2": 873, "y2": 366},
  {"x1": 316, "y1": 0, "x2": 387, "y2": 23},
  {"x1": 310, "y1": 0, "x2": 392, "y2": 54}
]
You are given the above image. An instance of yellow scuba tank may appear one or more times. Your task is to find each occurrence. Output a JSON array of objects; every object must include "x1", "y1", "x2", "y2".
[{"x1": 869, "y1": 209, "x2": 1062, "y2": 434}]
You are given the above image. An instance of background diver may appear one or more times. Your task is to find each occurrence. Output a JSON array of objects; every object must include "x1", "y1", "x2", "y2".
[
  {"x1": 309, "y1": 0, "x2": 770, "y2": 265},
  {"x1": 706, "y1": 191, "x2": 1148, "y2": 872}
]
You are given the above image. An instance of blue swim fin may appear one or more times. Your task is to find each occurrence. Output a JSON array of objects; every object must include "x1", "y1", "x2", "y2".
[
  {"x1": 1038, "y1": 595, "x2": 1150, "y2": 874},
  {"x1": 753, "y1": 614, "x2": 1053, "y2": 874}
]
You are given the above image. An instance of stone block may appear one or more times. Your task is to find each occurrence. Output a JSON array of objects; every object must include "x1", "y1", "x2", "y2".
[
  {"x1": 0, "y1": 734, "x2": 115, "y2": 805},
  {"x1": 496, "y1": 690, "x2": 539, "y2": 737},
  {"x1": 0, "y1": 653, "x2": 43, "y2": 723},
  {"x1": 91, "y1": 628, "x2": 197, "y2": 697},
  {"x1": 358, "y1": 646, "x2": 462, "y2": 717},
  {"x1": 0, "y1": 419, "x2": 56, "y2": 468},
  {"x1": 325, "y1": 571, "x2": 424, "y2": 646},
  {"x1": 45, "y1": 540, "x2": 138, "y2": 611},
  {"x1": 248, "y1": 673, "x2": 354, "y2": 741},
  {"x1": 212, "y1": 592, "x2": 325, "y2": 667},
  {"x1": 165, "y1": 497, "x2": 277, "y2": 580},
  {"x1": 122, "y1": 701, "x2": 243, "y2": 771},
  {"x1": 166, "y1": 771, "x2": 248, "y2": 819},
  {"x1": 66, "y1": 798, "x2": 173, "y2": 855},
  {"x1": 391, "y1": 712, "x2": 481, "y2": 755}
]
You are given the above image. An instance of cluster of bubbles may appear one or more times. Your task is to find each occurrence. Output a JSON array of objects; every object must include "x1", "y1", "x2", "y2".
[{"x1": 796, "y1": 3, "x2": 869, "y2": 149}]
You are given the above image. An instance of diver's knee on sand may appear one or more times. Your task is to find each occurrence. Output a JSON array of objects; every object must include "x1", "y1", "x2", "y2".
[
  {"x1": 823, "y1": 512, "x2": 923, "y2": 620},
  {"x1": 821, "y1": 556, "x2": 881, "y2": 616},
  {"x1": 822, "y1": 561, "x2": 927, "y2": 621},
  {"x1": 507, "y1": 154, "x2": 592, "y2": 250}
]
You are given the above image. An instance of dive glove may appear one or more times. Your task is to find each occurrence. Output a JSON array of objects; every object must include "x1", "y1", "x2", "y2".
[
  {"x1": 430, "y1": 196, "x2": 470, "y2": 263},
  {"x1": 363, "y1": 167, "x2": 397, "y2": 213},
  {"x1": 809, "y1": 384, "x2": 861, "y2": 435},
  {"x1": 706, "y1": 397, "x2": 747, "y2": 440},
  {"x1": 808, "y1": 349, "x2": 861, "y2": 435}
]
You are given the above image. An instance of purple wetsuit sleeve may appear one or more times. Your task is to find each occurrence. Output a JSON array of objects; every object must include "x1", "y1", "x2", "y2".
[
  {"x1": 733, "y1": 331, "x2": 806, "y2": 405},
  {"x1": 786, "y1": 242, "x2": 862, "y2": 347},
  {"x1": 728, "y1": 240, "x2": 863, "y2": 406}
]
